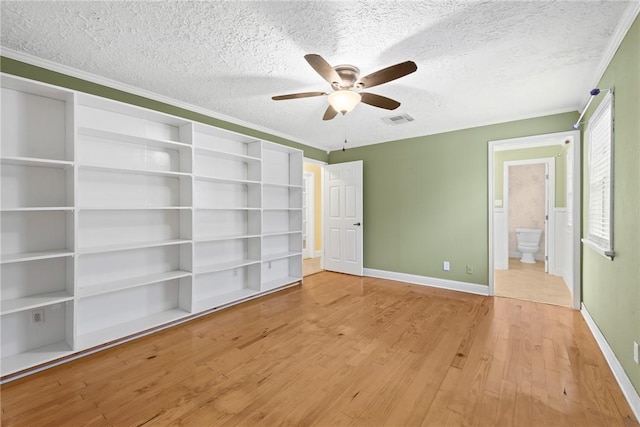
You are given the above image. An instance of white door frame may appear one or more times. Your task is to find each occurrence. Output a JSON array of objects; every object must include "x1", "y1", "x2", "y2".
[
  {"x1": 488, "y1": 130, "x2": 581, "y2": 309},
  {"x1": 503, "y1": 157, "x2": 555, "y2": 272},
  {"x1": 303, "y1": 171, "x2": 315, "y2": 258},
  {"x1": 303, "y1": 157, "x2": 327, "y2": 267}
]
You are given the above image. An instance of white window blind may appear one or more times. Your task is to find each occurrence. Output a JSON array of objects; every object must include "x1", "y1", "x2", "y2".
[{"x1": 585, "y1": 91, "x2": 613, "y2": 258}]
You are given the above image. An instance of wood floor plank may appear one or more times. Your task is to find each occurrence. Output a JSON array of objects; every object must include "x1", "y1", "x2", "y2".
[{"x1": 1, "y1": 271, "x2": 637, "y2": 426}]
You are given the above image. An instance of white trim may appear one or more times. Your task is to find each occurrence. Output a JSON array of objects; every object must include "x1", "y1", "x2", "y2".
[
  {"x1": 509, "y1": 252, "x2": 545, "y2": 262},
  {"x1": 579, "y1": 1, "x2": 640, "y2": 112},
  {"x1": 581, "y1": 238, "x2": 614, "y2": 260},
  {"x1": 488, "y1": 130, "x2": 582, "y2": 309},
  {"x1": 313, "y1": 250, "x2": 323, "y2": 258},
  {"x1": 581, "y1": 304, "x2": 640, "y2": 422},
  {"x1": 364, "y1": 268, "x2": 489, "y2": 296},
  {"x1": 490, "y1": 131, "x2": 572, "y2": 150},
  {"x1": 0, "y1": 47, "x2": 330, "y2": 153},
  {"x1": 303, "y1": 157, "x2": 328, "y2": 165}
]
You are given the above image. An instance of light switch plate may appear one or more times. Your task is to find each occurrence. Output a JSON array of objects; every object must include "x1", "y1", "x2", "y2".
[{"x1": 443, "y1": 261, "x2": 450, "y2": 271}]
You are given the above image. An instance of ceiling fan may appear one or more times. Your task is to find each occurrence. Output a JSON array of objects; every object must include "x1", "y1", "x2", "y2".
[{"x1": 272, "y1": 54, "x2": 417, "y2": 120}]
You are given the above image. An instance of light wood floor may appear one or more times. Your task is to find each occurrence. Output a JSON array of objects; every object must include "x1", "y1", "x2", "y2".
[
  {"x1": 2, "y1": 272, "x2": 637, "y2": 426},
  {"x1": 303, "y1": 256, "x2": 323, "y2": 277},
  {"x1": 495, "y1": 258, "x2": 573, "y2": 308}
]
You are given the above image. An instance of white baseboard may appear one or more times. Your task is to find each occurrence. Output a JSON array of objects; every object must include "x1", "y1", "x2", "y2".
[
  {"x1": 509, "y1": 252, "x2": 545, "y2": 261},
  {"x1": 549, "y1": 267, "x2": 564, "y2": 277},
  {"x1": 363, "y1": 268, "x2": 489, "y2": 296},
  {"x1": 581, "y1": 304, "x2": 640, "y2": 422},
  {"x1": 313, "y1": 250, "x2": 322, "y2": 258}
]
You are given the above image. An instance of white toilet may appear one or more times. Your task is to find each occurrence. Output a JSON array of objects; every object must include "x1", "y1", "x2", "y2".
[{"x1": 515, "y1": 228, "x2": 542, "y2": 264}]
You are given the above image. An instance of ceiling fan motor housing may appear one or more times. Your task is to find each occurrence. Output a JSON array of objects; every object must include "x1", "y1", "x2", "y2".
[{"x1": 333, "y1": 65, "x2": 360, "y2": 90}]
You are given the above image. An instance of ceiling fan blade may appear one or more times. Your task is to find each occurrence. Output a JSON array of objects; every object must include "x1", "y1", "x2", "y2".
[
  {"x1": 272, "y1": 91, "x2": 327, "y2": 100},
  {"x1": 360, "y1": 93, "x2": 401, "y2": 110},
  {"x1": 323, "y1": 105, "x2": 338, "y2": 121},
  {"x1": 305, "y1": 54, "x2": 342, "y2": 86},
  {"x1": 356, "y1": 61, "x2": 417, "y2": 89}
]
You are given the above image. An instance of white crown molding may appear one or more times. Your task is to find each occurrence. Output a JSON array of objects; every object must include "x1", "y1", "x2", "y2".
[
  {"x1": 0, "y1": 47, "x2": 331, "y2": 153},
  {"x1": 581, "y1": 303, "x2": 640, "y2": 422},
  {"x1": 363, "y1": 268, "x2": 489, "y2": 296},
  {"x1": 577, "y1": 0, "x2": 640, "y2": 111}
]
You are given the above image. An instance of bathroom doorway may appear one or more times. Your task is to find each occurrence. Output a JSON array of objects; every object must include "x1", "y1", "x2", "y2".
[
  {"x1": 496, "y1": 158, "x2": 571, "y2": 307},
  {"x1": 302, "y1": 160, "x2": 324, "y2": 277},
  {"x1": 488, "y1": 131, "x2": 581, "y2": 309}
]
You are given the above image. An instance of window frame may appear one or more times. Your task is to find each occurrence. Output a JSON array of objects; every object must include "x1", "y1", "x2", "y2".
[{"x1": 583, "y1": 90, "x2": 614, "y2": 260}]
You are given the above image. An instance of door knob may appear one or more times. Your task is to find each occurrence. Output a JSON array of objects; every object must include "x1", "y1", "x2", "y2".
[{"x1": 353, "y1": 222, "x2": 361, "y2": 226}]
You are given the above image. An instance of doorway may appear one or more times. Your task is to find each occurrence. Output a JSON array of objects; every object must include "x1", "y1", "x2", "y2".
[
  {"x1": 495, "y1": 158, "x2": 571, "y2": 306},
  {"x1": 302, "y1": 160, "x2": 324, "y2": 277},
  {"x1": 488, "y1": 131, "x2": 581, "y2": 309}
]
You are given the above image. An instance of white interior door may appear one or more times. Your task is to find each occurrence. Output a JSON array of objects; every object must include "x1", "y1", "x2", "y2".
[{"x1": 323, "y1": 161, "x2": 363, "y2": 276}]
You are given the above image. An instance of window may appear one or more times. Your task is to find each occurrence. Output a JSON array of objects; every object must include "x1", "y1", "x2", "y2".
[{"x1": 584, "y1": 91, "x2": 614, "y2": 259}]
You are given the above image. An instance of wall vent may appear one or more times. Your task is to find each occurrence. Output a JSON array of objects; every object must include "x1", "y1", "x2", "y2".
[{"x1": 382, "y1": 113, "x2": 415, "y2": 125}]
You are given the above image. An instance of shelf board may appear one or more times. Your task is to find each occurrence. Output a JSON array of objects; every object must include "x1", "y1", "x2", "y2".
[
  {"x1": 194, "y1": 234, "x2": 260, "y2": 243},
  {"x1": 194, "y1": 207, "x2": 260, "y2": 211},
  {"x1": 79, "y1": 164, "x2": 190, "y2": 178},
  {"x1": 262, "y1": 251, "x2": 302, "y2": 262},
  {"x1": 78, "y1": 127, "x2": 192, "y2": 150},
  {"x1": 78, "y1": 239, "x2": 190, "y2": 255},
  {"x1": 195, "y1": 259, "x2": 260, "y2": 275},
  {"x1": 194, "y1": 175, "x2": 260, "y2": 185},
  {"x1": 78, "y1": 270, "x2": 192, "y2": 299},
  {"x1": 262, "y1": 231, "x2": 303, "y2": 237},
  {"x1": 78, "y1": 206, "x2": 191, "y2": 211},
  {"x1": 262, "y1": 208, "x2": 303, "y2": 211},
  {"x1": 261, "y1": 276, "x2": 302, "y2": 292},
  {"x1": 75, "y1": 308, "x2": 189, "y2": 351},
  {"x1": 1, "y1": 207, "x2": 74, "y2": 212},
  {"x1": 1, "y1": 341, "x2": 73, "y2": 376},
  {"x1": 1, "y1": 249, "x2": 74, "y2": 264},
  {"x1": 192, "y1": 288, "x2": 260, "y2": 312},
  {"x1": 1, "y1": 291, "x2": 74, "y2": 315},
  {"x1": 0, "y1": 156, "x2": 73, "y2": 168},
  {"x1": 263, "y1": 182, "x2": 303, "y2": 189},
  {"x1": 194, "y1": 146, "x2": 260, "y2": 163}
]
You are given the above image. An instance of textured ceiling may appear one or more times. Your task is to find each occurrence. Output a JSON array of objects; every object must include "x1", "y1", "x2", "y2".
[{"x1": 1, "y1": 1, "x2": 635, "y2": 151}]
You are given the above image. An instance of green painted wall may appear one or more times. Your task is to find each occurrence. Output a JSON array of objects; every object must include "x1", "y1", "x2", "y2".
[
  {"x1": 0, "y1": 57, "x2": 328, "y2": 162},
  {"x1": 494, "y1": 146, "x2": 567, "y2": 207},
  {"x1": 581, "y1": 16, "x2": 640, "y2": 395},
  {"x1": 329, "y1": 111, "x2": 577, "y2": 285}
]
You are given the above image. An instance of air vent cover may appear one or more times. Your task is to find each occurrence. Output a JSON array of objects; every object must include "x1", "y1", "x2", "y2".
[{"x1": 382, "y1": 113, "x2": 415, "y2": 125}]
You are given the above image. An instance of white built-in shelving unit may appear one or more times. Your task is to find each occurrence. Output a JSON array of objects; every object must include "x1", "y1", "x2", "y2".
[{"x1": 0, "y1": 73, "x2": 303, "y2": 378}]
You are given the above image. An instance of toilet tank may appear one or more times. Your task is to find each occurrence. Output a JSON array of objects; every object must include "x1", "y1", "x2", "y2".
[{"x1": 515, "y1": 228, "x2": 542, "y2": 244}]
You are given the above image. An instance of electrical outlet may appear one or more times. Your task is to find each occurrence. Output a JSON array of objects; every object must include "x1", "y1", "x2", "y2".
[
  {"x1": 634, "y1": 341, "x2": 639, "y2": 364},
  {"x1": 443, "y1": 261, "x2": 450, "y2": 271},
  {"x1": 466, "y1": 265, "x2": 473, "y2": 274},
  {"x1": 31, "y1": 309, "x2": 44, "y2": 325}
]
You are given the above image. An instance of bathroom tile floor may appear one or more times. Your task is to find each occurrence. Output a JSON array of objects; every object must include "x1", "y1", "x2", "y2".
[{"x1": 494, "y1": 258, "x2": 572, "y2": 307}]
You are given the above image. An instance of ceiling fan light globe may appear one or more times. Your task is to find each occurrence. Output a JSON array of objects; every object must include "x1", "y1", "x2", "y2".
[{"x1": 328, "y1": 90, "x2": 361, "y2": 114}]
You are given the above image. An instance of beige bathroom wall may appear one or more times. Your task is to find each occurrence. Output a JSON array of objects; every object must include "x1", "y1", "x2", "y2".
[{"x1": 508, "y1": 164, "x2": 545, "y2": 259}]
